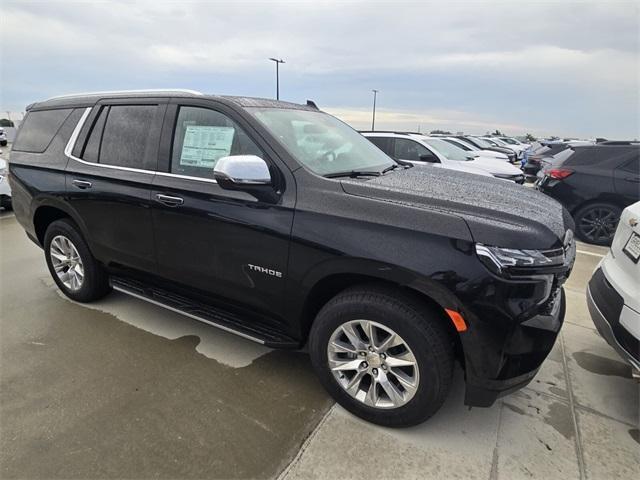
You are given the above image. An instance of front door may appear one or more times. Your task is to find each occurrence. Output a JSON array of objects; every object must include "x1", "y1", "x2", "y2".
[{"x1": 150, "y1": 100, "x2": 295, "y2": 323}]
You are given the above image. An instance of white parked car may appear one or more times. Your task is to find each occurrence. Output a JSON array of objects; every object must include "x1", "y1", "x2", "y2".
[
  {"x1": 497, "y1": 136, "x2": 531, "y2": 150},
  {"x1": 479, "y1": 137, "x2": 528, "y2": 160},
  {"x1": 362, "y1": 132, "x2": 525, "y2": 183},
  {"x1": 442, "y1": 137, "x2": 511, "y2": 162},
  {"x1": 0, "y1": 157, "x2": 12, "y2": 210},
  {"x1": 587, "y1": 201, "x2": 640, "y2": 370}
]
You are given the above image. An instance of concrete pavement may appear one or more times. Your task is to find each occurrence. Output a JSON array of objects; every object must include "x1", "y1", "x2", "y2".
[{"x1": 1, "y1": 211, "x2": 638, "y2": 479}]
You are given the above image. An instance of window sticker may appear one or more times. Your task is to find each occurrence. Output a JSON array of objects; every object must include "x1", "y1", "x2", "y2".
[{"x1": 180, "y1": 126, "x2": 235, "y2": 168}]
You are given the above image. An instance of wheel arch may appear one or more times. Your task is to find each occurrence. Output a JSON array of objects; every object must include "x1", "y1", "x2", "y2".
[
  {"x1": 32, "y1": 200, "x2": 87, "y2": 247},
  {"x1": 297, "y1": 264, "x2": 465, "y2": 367}
]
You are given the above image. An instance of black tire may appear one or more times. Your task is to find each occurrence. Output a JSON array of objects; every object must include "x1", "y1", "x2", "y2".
[
  {"x1": 309, "y1": 284, "x2": 454, "y2": 427},
  {"x1": 43, "y1": 218, "x2": 111, "y2": 302},
  {"x1": 574, "y1": 202, "x2": 621, "y2": 246},
  {"x1": 1, "y1": 198, "x2": 11, "y2": 210}
]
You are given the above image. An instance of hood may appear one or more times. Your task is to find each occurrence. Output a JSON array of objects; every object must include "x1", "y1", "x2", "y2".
[
  {"x1": 480, "y1": 150, "x2": 509, "y2": 160},
  {"x1": 467, "y1": 156, "x2": 523, "y2": 175},
  {"x1": 429, "y1": 161, "x2": 493, "y2": 177},
  {"x1": 341, "y1": 167, "x2": 572, "y2": 249}
]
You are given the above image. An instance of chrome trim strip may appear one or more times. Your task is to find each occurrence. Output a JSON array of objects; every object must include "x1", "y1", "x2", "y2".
[
  {"x1": 47, "y1": 88, "x2": 203, "y2": 102},
  {"x1": 65, "y1": 106, "x2": 219, "y2": 182},
  {"x1": 112, "y1": 285, "x2": 266, "y2": 345}
]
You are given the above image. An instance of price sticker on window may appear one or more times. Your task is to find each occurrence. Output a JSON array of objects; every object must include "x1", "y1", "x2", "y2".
[{"x1": 180, "y1": 126, "x2": 235, "y2": 168}]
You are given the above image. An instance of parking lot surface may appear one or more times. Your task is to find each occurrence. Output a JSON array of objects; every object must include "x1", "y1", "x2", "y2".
[{"x1": 1, "y1": 210, "x2": 638, "y2": 479}]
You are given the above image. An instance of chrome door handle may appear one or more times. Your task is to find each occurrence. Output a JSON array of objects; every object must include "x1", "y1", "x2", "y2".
[
  {"x1": 155, "y1": 194, "x2": 184, "y2": 207},
  {"x1": 72, "y1": 179, "x2": 92, "y2": 189}
]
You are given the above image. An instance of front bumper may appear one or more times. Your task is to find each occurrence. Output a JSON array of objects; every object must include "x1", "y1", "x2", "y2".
[
  {"x1": 587, "y1": 268, "x2": 640, "y2": 370},
  {"x1": 463, "y1": 288, "x2": 566, "y2": 407}
]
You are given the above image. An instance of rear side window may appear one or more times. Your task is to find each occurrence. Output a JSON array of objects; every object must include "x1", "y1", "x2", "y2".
[
  {"x1": 100, "y1": 105, "x2": 158, "y2": 169},
  {"x1": 13, "y1": 109, "x2": 73, "y2": 153},
  {"x1": 619, "y1": 156, "x2": 639, "y2": 173},
  {"x1": 367, "y1": 137, "x2": 393, "y2": 155},
  {"x1": 81, "y1": 107, "x2": 108, "y2": 163},
  {"x1": 394, "y1": 138, "x2": 434, "y2": 162}
]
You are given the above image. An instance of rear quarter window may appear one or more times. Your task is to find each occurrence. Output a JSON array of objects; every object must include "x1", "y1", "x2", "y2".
[{"x1": 12, "y1": 109, "x2": 73, "y2": 153}]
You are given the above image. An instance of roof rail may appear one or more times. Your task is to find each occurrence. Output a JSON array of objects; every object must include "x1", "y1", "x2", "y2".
[
  {"x1": 359, "y1": 130, "x2": 424, "y2": 136},
  {"x1": 43, "y1": 89, "x2": 204, "y2": 101}
]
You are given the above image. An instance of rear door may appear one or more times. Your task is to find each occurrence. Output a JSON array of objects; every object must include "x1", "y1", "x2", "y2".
[
  {"x1": 150, "y1": 99, "x2": 295, "y2": 321},
  {"x1": 65, "y1": 99, "x2": 167, "y2": 273}
]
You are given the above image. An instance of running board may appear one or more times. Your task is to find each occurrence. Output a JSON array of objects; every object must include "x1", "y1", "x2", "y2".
[{"x1": 110, "y1": 277, "x2": 299, "y2": 348}]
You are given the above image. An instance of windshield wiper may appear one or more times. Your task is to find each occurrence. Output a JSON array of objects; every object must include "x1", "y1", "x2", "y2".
[
  {"x1": 323, "y1": 170, "x2": 382, "y2": 179},
  {"x1": 381, "y1": 163, "x2": 401, "y2": 174}
]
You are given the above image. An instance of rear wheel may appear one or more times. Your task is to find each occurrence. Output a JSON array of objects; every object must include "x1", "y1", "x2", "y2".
[
  {"x1": 309, "y1": 285, "x2": 454, "y2": 427},
  {"x1": 44, "y1": 219, "x2": 111, "y2": 302},
  {"x1": 574, "y1": 202, "x2": 621, "y2": 246}
]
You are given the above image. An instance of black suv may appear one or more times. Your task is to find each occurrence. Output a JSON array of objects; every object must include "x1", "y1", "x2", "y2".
[
  {"x1": 9, "y1": 90, "x2": 576, "y2": 427},
  {"x1": 536, "y1": 145, "x2": 639, "y2": 245}
]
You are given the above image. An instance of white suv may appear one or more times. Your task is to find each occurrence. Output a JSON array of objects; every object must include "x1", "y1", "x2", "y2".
[
  {"x1": 587, "y1": 201, "x2": 640, "y2": 370},
  {"x1": 362, "y1": 132, "x2": 525, "y2": 183}
]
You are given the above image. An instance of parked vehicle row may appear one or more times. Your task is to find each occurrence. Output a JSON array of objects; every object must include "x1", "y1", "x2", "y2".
[
  {"x1": 361, "y1": 131, "x2": 525, "y2": 183},
  {"x1": 0, "y1": 127, "x2": 8, "y2": 147},
  {"x1": 9, "y1": 90, "x2": 576, "y2": 427}
]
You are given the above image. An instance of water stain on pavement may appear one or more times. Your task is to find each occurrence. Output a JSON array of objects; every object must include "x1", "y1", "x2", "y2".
[
  {"x1": 1, "y1": 291, "x2": 333, "y2": 479},
  {"x1": 572, "y1": 351, "x2": 632, "y2": 378}
]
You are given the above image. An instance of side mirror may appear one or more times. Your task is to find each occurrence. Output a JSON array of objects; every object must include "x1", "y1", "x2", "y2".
[
  {"x1": 419, "y1": 154, "x2": 439, "y2": 163},
  {"x1": 214, "y1": 155, "x2": 278, "y2": 202},
  {"x1": 214, "y1": 155, "x2": 272, "y2": 187}
]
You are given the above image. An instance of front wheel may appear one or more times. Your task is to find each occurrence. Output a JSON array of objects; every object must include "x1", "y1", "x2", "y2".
[
  {"x1": 44, "y1": 219, "x2": 111, "y2": 302},
  {"x1": 309, "y1": 285, "x2": 454, "y2": 427}
]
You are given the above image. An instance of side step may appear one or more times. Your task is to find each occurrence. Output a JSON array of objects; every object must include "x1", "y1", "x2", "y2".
[{"x1": 110, "y1": 277, "x2": 299, "y2": 349}]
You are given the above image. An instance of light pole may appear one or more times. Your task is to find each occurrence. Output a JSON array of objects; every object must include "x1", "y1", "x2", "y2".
[
  {"x1": 371, "y1": 89, "x2": 379, "y2": 131},
  {"x1": 269, "y1": 57, "x2": 285, "y2": 100}
]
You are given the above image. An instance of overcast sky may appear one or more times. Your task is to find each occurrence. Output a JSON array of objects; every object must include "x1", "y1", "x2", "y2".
[{"x1": 1, "y1": 0, "x2": 638, "y2": 138}]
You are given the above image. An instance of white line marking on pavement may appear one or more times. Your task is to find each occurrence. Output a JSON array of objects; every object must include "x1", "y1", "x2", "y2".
[
  {"x1": 0, "y1": 213, "x2": 16, "y2": 220},
  {"x1": 576, "y1": 249, "x2": 605, "y2": 258}
]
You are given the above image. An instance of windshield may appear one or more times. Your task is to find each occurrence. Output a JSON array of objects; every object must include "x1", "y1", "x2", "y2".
[
  {"x1": 443, "y1": 138, "x2": 471, "y2": 151},
  {"x1": 249, "y1": 108, "x2": 395, "y2": 176},
  {"x1": 423, "y1": 138, "x2": 472, "y2": 161},
  {"x1": 499, "y1": 137, "x2": 517, "y2": 145}
]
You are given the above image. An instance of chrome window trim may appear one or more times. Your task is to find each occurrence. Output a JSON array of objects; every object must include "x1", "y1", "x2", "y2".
[{"x1": 64, "y1": 106, "x2": 218, "y2": 183}]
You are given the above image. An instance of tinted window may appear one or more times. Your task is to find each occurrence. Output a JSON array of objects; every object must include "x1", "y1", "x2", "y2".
[
  {"x1": 171, "y1": 106, "x2": 262, "y2": 180},
  {"x1": 619, "y1": 156, "x2": 639, "y2": 174},
  {"x1": 81, "y1": 107, "x2": 108, "y2": 163},
  {"x1": 367, "y1": 136, "x2": 393, "y2": 155},
  {"x1": 13, "y1": 109, "x2": 73, "y2": 153},
  {"x1": 394, "y1": 139, "x2": 434, "y2": 162},
  {"x1": 444, "y1": 138, "x2": 470, "y2": 151},
  {"x1": 100, "y1": 105, "x2": 158, "y2": 168}
]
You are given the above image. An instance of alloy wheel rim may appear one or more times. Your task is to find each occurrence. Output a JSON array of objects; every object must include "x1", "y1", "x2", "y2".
[
  {"x1": 50, "y1": 235, "x2": 84, "y2": 291},
  {"x1": 580, "y1": 208, "x2": 618, "y2": 243},
  {"x1": 327, "y1": 320, "x2": 419, "y2": 409}
]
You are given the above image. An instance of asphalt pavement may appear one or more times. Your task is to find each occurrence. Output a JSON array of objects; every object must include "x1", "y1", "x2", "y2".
[{"x1": 0, "y1": 208, "x2": 638, "y2": 479}]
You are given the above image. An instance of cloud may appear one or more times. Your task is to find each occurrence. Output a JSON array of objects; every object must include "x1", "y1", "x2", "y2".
[{"x1": 1, "y1": 0, "x2": 638, "y2": 138}]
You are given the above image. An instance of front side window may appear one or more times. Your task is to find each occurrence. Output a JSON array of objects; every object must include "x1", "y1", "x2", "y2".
[
  {"x1": 100, "y1": 105, "x2": 158, "y2": 168},
  {"x1": 249, "y1": 108, "x2": 394, "y2": 176},
  {"x1": 394, "y1": 139, "x2": 433, "y2": 162},
  {"x1": 171, "y1": 106, "x2": 262, "y2": 180}
]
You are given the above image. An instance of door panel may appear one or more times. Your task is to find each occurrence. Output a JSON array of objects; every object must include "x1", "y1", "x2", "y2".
[
  {"x1": 151, "y1": 101, "x2": 295, "y2": 321},
  {"x1": 64, "y1": 100, "x2": 166, "y2": 273}
]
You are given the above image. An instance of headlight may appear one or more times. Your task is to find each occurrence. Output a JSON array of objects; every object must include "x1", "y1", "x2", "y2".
[{"x1": 476, "y1": 244, "x2": 564, "y2": 273}]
